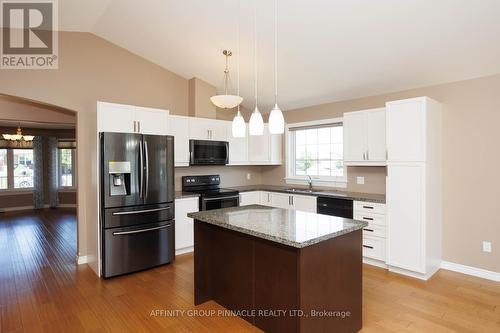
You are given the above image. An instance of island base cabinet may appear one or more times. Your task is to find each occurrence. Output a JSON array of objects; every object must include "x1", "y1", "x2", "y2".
[{"x1": 194, "y1": 221, "x2": 362, "y2": 333}]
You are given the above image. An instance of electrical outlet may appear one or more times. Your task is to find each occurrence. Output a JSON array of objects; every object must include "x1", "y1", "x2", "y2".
[
  {"x1": 483, "y1": 241, "x2": 492, "y2": 253},
  {"x1": 246, "y1": 173, "x2": 251, "y2": 180},
  {"x1": 356, "y1": 176, "x2": 365, "y2": 185}
]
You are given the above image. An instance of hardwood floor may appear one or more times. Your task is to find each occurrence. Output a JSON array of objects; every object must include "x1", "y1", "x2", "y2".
[{"x1": 1, "y1": 209, "x2": 499, "y2": 333}]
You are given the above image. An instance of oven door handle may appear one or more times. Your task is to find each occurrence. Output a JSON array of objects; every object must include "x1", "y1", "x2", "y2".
[
  {"x1": 112, "y1": 223, "x2": 171, "y2": 236},
  {"x1": 202, "y1": 195, "x2": 240, "y2": 202}
]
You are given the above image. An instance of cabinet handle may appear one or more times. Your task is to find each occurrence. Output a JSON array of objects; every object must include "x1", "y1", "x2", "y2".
[
  {"x1": 367, "y1": 150, "x2": 369, "y2": 160},
  {"x1": 267, "y1": 193, "x2": 270, "y2": 202},
  {"x1": 138, "y1": 121, "x2": 141, "y2": 133},
  {"x1": 362, "y1": 217, "x2": 374, "y2": 221},
  {"x1": 363, "y1": 205, "x2": 374, "y2": 209},
  {"x1": 363, "y1": 245, "x2": 374, "y2": 249},
  {"x1": 363, "y1": 228, "x2": 374, "y2": 232},
  {"x1": 133, "y1": 121, "x2": 136, "y2": 132},
  {"x1": 386, "y1": 149, "x2": 388, "y2": 160},
  {"x1": 363, "y1": 152, "x2": 365, "y2": 160}
]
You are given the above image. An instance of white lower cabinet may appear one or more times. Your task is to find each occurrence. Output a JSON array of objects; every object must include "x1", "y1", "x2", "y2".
[
  {"x1": 355, "y1": 201, "x2": 387, "y2": 265},
  {"x1": 260, "y1": 191, "x2": 273, "y2": 206},
  {"x1": 175, "y1": 197, "x2": 199, "y2": 254},
  {"x1": 239, "y1": 191, "x2": 261, "y2": 206}
]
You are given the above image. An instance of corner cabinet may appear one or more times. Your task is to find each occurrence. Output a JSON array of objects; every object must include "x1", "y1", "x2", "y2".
[
  {"x1": 343, "y1": 108, "x2": 385, "y2": 166},
  {"x1": 97, "y1": 101, "x2": 169, "y2": 135}
]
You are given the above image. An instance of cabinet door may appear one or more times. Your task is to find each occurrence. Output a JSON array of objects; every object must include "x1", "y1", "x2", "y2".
[
  {"x1": 227, "y1": 122, "x2": 248, "y2": 164},
  {"x1": 240, "y1": 191, "x2": 260, "y2": 206},
  {"x1": 97, "y1": 102, "x2": 136, "y2": 133},
  {"x1": 135, "y1": 106, "x2": 168, "y2": 135},
  {"x1": 175, "y1": 198, "x2": 199, "y2": 252},
  {"x1": 167, "y1": 115, "x2": 190, "y2": 166},
  {"x1": 248, "y1": 124, "x2": 271, "y2": 164},
  {"x1": 208, "y1": 119, "x2": 229, "y2": 141},
  {"x1": 271, "y1": 192, "x2": 291, "y2": 209},
  {"x1": 260, "y1": 191, "x2": 273, "y2": 206},
  {"x1": 189, "y1": 118, "x2": 212, "y2": 140},
  {"x1": 269, "y1": 133, "x2": 282, "y2": 165},
  {"x1": 343, "y1": 111, "x2": 367, "y2": 162},
  {"x1": 366, "y1": 108, "x2": 386, "y2": 162},
  {"x1": 386, "y1": 165, "x2": 425, "y2": 273},
  {"x1": 292, "y1": 195, "x2": 317, "y2": 213},
  {"x1": 386, "y1": 99, "x2": 425, "y2": 162}
]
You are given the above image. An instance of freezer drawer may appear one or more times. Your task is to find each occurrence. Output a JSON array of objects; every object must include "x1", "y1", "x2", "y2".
[
  {"x1": 103, "y1": 202, "x2": 174, "y2": 229},
  {"x1": 102, "y1": 221, "x2": 174, "y2": 278}
]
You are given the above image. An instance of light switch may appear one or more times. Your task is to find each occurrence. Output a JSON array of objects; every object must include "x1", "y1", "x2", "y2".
[
  {"x1": 483, "y1": 241, "x2": 492, "y2": 253},
  {"x1": 247, "y1": 173, "x2": 251, "y2": 180},
  {"x1": 356, "y1": 176, "x2": 365, "y2": 185}
]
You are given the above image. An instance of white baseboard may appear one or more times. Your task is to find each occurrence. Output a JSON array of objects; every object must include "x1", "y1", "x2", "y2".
[
  {"x1": 77, "y1": 255, "x2": 89, "y2": 265},
  {"x1": 363, "y1": 257, "x2": 387, "y2": 269},
  {"x1": 0, "y1": 204, "x2": 76, "y2": 212},
  {"x1": 175, "y1": 247, "x2": 193, "y2": 256},
  {"x1": 441, "y1": 261, "x2": 500, "y2": 282}
]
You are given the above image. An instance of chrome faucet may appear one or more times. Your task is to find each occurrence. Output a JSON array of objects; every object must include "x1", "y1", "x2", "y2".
[{"x1": 307, "y1": 175, "x2": 313, "y2": 190}]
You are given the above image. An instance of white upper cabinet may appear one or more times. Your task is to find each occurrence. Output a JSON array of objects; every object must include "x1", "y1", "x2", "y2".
[
  {"x1": 343, "y1": 108, "x2": 385, "y2": 165},
  {"x1": 248, "y1": 124, "x2": 282, "y2": 165},
  {"x1": 386, "y1": 98, "x2": 425, "y2": 162},
  {"x1": 167, "y1": 115, "x2": 190, "y2": 167},
  {"x1": 227, "y1": 122, "x2": 249, "y2": 165},
  {"x1": 189, "y1": 118, "x2": 228, "y2": 141},
  {"x1": 97, "y1": 101, "x2": 169, "y2": 135}
]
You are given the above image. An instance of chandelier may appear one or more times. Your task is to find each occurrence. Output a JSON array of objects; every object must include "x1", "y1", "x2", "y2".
[{"x1": 2, "y1": 124, "x2": 34, "y2": 142}]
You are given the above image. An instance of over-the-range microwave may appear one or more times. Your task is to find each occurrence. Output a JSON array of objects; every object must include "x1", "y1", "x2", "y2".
[{"x1": 189, "y1": 139, "x2": 229, "y2": 165}]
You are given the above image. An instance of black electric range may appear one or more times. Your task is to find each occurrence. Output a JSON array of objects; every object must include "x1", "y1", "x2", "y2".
[{"x1": 181, "y1": 175, "x2": 239, "y2": 211}]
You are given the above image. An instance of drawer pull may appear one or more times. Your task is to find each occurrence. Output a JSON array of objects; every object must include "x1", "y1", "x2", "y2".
[
  {"x1": 362, "y1": 217, "x2": 374, "y2": 221},
  {"x1": 363, "y1": 245, "x2": 374, "y2": 249},
  {"x1": 363, "y1": 205, "x2": 374, "y2": 209},
  {"x1": 363, "y1": 228, "x2": 374, "y2": 232}
]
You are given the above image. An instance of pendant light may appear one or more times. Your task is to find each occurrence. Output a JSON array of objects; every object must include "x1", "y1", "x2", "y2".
[
  {"x1": 249, "y1": 2, "x2": 264, "y2": 136},
  {"x1": 2, "y1": 124, "x2": 34, "y2": 142},
  {"x1": 210, "y1": 50, "x2": 243, "y2": 109},
  {"x1": 268, "y1": 0, "x2": 285, "y2": 134},
  {"x1": 231, "y1": 0, "x2": 246, "y2": 138}
]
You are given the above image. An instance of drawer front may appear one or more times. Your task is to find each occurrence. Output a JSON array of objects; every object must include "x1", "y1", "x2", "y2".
[
  {"x1": 362, "y1": 236, "x2": 386, "y2": 261},
  {"x1": 354, "y1": 212, "x2": 386, "y2": 226},
  {"x1": 361, "y1": 223, "x2": 386, "y2": 238},
  {"x1": 354, "y1": 201, "x2": 386, "y2": 215}
]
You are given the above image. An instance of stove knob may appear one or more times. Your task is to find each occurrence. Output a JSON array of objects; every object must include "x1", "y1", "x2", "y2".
[
  {"x1": 186, "y1": 179, "x2": 190, "y2": 183},
  {"x1": 191, "y1": 178, "x2": 195, "y2": 182}
]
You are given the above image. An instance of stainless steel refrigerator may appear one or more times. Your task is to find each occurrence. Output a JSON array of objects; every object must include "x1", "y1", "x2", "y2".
[{"x1": 100, "y1": 132, "x2": 175, "y2": 278}]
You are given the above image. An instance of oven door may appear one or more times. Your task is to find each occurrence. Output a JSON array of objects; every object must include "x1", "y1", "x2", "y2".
[
  {"x1": 201, "y1": 194, "x2": 240, "y2": 211},
  {"x1": 189, "y1": 140, "x2": 229, "y2": 165}
]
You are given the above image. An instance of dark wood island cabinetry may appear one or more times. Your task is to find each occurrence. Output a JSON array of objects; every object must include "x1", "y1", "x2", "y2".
[{"x1": 189, "y1": 205, "x2": 367, "y2": 333}]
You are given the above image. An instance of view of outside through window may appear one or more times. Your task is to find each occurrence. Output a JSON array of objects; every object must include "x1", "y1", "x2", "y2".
[
  {"x1": 294, "y1": 125, "x2": 343, "y2": 177},
  {"x1": 59, "y1": 149, "x2": 73, "y2": 187},
  {"x1": 0, "y1": 149, "x2": 7, "y2": 189},
  {"x1": 13, "y1": 149, "x2": 34, "y2": 188}
]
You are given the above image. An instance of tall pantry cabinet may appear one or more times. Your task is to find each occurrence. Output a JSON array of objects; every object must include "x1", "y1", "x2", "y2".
[{"x1": 385, "y1": 97, "x2": 442, "y2": 280}]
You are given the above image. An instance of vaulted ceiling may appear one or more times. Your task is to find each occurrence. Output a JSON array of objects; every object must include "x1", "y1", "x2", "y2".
[{"x1": 60, "y1": 0, "x2": 500, "y2": 112}]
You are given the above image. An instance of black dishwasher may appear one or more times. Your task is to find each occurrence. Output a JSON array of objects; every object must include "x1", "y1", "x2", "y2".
[{"x1": 317, "y1": 196, "x2": 353, "y2": 218}]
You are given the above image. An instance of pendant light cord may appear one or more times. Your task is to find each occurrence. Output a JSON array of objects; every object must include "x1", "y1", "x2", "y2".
[
  {"x1": 254, "y1": 1, "x2": 258, "y2": 110},
  {"x1": 237, "y1": 0, "x2": 241, "y2": 115},
  {"x1": 274, "y1": 0, "x2": 278, "y2": 104}
]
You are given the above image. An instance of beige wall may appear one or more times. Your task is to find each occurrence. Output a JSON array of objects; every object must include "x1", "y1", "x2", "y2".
[
  {"x1": 0, "y1": 95, "x2": 76, "y2": 124},
  {"x1": 261, "y1": 73, "x2": 500, "y2": 273},
  {"x1": 188, "y1": 77, "x2": 217, "y2": 119},
  {"x1": 175, "y1": 165, "x2": 263, "y2": 191}
]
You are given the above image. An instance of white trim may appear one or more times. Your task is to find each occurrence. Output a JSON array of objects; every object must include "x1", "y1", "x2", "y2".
[
  {"x1": 441, "y1": 261, "x2": 500, "y2": 282},
  {"x1": 175, "y1": 247, "x2": 194, "y2": 256},
  {"x1": 387, "y1": 265, "x2": 438, "y2": 281},
  {"x1": 287, "y1": 117, "x2": 343, "y2": 129},
  {"x1": 363, "y1": 257, "x2": 388, "y2": 269},
  {"x1": 77, "y1": 255, "x2": 89, "y2": 265}
]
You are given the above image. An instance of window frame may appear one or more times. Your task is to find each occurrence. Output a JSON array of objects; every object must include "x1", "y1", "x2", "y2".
[
  {"x1": 58, "y1": 148, "x2": 77, "y2": 190},
  {"x1": 0, "y1": 148, "x2": 35, "y2": 194},
  {"x1": 285, "y1": 117, "x2": 347, "y2": 188}
]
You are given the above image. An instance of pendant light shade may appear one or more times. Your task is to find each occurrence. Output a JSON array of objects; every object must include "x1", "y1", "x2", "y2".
[
  {"x1": 249, "y1": 106, "x2": 264, "y2": 135},
  {"x1": 268, "y1": 0, "x2": 284, "y2": 134},
  {"x1": 210, "y1": 50, "x2": 243, "y2": 109},
  {"x1": 269, "y1": 104, "x2": 284, "y2": 134},
  {"x1": 232, "y1": 111, "x2": 246, "y2": 137}
]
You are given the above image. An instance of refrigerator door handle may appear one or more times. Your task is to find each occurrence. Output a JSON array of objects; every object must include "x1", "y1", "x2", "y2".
[
  {"x1": 112, "y1": 223, "x2": 171, "y2": 236},
  {"x1": 144, "y1": 140, "x2": 149, "y2": 198},
  {"x1": 112, "y1": 206, "x2": 171, "y2": 216},
  {"x1": 139, "y1": 139, "x2": 144, "y2": 198}
]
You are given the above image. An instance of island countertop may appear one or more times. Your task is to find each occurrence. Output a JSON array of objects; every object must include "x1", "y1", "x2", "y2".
[{"x1": 188, "y1": 204, "x2": 368, "y2": 248}]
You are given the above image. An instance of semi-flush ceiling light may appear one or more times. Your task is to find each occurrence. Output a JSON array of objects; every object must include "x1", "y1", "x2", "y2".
[
  {"x1": 268, "y1": 0, "x2": 284, "y2": 134},
  {"x1": 249, "y1": 2, "x2": 264, "y2": 136},
  {"x1": 210, "y1": 50, "x2": 243, "y2": 109},
  {"x1": 2, "y1": 124, "x2": 34, "y2": 142},
  {"x1": 232, "y1": 0, "x2": 246, "y2": 138}
]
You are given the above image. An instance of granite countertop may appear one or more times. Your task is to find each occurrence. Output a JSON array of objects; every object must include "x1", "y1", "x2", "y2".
[
  {"x1": 188, "y1": 204, "x2": 368, "y2": 248},
  {"x1": 175, "y1": 191, "x2": 200, "y2": 200},
  {"x1": 226, "y1": 185, "x2": 385, "y2": 203}
]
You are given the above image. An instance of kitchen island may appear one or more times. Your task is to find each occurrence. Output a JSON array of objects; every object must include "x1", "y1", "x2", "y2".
[{"x1": 188, "y1": 205, "x2": 367, "y2": 333}]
